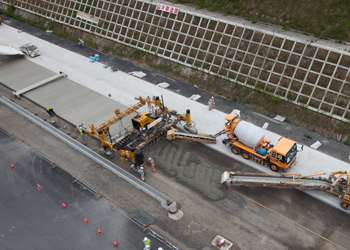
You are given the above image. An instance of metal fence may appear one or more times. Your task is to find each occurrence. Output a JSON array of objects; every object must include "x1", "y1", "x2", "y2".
[{"x1": 2, "y1": 0, "x2": 349, "y2": 122}]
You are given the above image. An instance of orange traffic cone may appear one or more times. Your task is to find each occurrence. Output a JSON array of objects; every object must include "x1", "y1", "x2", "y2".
[
  {"x1": 83, "y1": 217, "x2": 89, "y2": 224},
  {"x1": 97, "y1": 227, "x2": 103, "y2": 235},
  {"x1": 113, "y1": 240, "x2": 119, "y2": 247},
  {"x1": 10, "y1": 162, "x2": 16, "y2": 169},
  {"x1": 61, "y1": 201, "x2": 67, "y2": 209},
  {"x1": 37, "y1": 183, "x2": 43, "y2": 190}
]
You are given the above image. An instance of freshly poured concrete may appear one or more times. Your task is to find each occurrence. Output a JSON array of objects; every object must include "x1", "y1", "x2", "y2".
[{"x1": 0, "y1": 56, "x2": 134, "y2": 135}]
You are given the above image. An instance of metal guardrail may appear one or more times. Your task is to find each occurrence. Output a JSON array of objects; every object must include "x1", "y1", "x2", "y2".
[
  {"x1": 28, "y1": 144, "x2": 102, "y2": 199},
  {"x1": 0, "y1": 94, "x2": 176, "y2": 211},
  {"x1": 73, "y1": 177, "x2": 102, "y2": 200},
  {"x1": 0, "y1": 126, "x2": 14, "y2": 138},
  {"x1": 111, "y1": 203, "x2": 179, "y2": 250},
  {"x1": 144, "y1": 227, "x2": 179, "y2": 250},
  {"x1": 29, "y1": 147, "x2": 57, "y2": 170}
]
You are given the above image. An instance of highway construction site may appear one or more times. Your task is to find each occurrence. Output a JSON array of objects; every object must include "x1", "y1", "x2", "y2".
[
  {"x1": 1, "y1": 21, "x2": 350, "y2": 250},
  {"x1": 1, "y1": 80, "x2": 350, "y2": 250}
]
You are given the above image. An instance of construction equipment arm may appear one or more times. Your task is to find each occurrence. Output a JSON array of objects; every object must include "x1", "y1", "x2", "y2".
[{"x1": 88, "y1": 100, "x2": 146, "y2": 136}]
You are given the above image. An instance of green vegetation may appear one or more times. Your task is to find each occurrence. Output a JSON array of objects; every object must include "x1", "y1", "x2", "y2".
[
  {"x1": 0, "y1": 4, "x2": 46, "y2": 30},
  {"x1": 251, "y1": 17, "x2": 258, "y2": 24},
  {"x1": 179, "y1": 0, "x2": 350, "y2": 42},
  {"x1": 345, "y1": 138, "x2": 350, "y2": 145}
]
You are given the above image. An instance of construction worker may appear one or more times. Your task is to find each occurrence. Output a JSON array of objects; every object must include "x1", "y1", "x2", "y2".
[
  {"x1": 138, "y1": 167, "x2": 145, "y2": 182},
  {"x1": 77, "y1": 122, "x2": 87, "y2": 142},
  {"x1": 148, "y1": 157, "x2": 156, "y2": 172},
  {"x1": 79, "y1": 128, "x2": 86, "y2": 142},
  {"x1": 208, "y1": 98, "x2": 213, "y2": 111},
  {"x1": 78, "y1": 38, "x2": 84, "y2": 47},
  {"x1": 143, "y1": 237, "x2": 151, "y2": 250},
  {"x1": 46, "y1": 107, "x2": 56, "y2": 117}
]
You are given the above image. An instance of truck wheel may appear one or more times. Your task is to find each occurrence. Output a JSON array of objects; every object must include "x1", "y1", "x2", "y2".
[
  {"x1": 242, "y1": 151, "x2": 250, "y2": 160},
  {"x1": 231, "y1": 146, "x2": 241, "y2": 155},
  {"x1": 269, "y1": 164, "x2": 279, "y2": 172},
  {"x1": 340, "y1": 202, "x2": 348, "y2": 210}
]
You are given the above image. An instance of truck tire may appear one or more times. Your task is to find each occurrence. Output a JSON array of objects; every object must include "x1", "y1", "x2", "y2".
[
  {"x1": 242, "y1": 151, "x2": 250, "y2": 160},
  {"x1": 340, "y1": 202, "x2": 348, "y2": 210},
  {"x1": 269, "y1": 164, "x2": 279, "y2": 172},
  {"x1": 231, "y1": 146, "x2": 241, "y2": 155}
]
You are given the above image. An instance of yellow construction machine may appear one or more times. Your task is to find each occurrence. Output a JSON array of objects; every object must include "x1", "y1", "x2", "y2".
[
  {"x1": 88, "y1": 96, "x2": 216, "y2": 163},
  {"x1": 221, "y1": 170, "x2": 350, "y2": 210},
  {"x1": 216, "y1": 114, "x2": 301, "y2": 172}
]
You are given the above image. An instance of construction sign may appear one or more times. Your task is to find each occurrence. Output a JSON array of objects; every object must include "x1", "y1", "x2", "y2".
[
  {"x1": 76, "y1": 11, "x2": 99, "y2": 24},
  {"x1": 156, "y1": 4, "x2": 179, "y2": 14}
]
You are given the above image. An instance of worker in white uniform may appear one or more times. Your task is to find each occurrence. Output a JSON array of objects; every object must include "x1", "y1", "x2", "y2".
[{"x1": 138, "y1": 167, "x2": 145, "y2": 182}]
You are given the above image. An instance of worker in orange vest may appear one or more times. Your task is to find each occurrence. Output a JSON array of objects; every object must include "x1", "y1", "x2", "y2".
[{"x1": 148, "y1": 157, "x2": 156, "y2": 172}]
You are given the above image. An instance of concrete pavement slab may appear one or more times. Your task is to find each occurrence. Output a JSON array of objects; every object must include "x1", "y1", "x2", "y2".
[{"x1": 0, "y1": 55, "x2": 134, "y2": 135}]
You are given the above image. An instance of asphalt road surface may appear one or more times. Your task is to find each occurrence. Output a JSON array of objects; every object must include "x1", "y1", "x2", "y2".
[{"x1": 0, "y1": 128, "x2": 169, "y2": 250}]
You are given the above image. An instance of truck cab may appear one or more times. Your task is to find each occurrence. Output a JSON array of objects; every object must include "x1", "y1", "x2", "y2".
[{"x1": 269, "y1": 138, "x2": 297, "y2": 171}]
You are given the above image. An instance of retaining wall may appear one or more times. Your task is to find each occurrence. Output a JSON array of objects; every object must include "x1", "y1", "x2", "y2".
[{"x1": 1, "y1": 0, "x2": 349, "y2": 122}]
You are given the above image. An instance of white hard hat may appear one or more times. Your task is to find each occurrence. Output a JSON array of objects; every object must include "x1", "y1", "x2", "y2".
[
  {"x1": 148, "y1": 157, "x2": 152, "y2": 161},
  {"x1": 81, "y1": 122, "x2": 84, "y2": 125},
  {"x1": 144, "y1": 237, "x2": 148, "y2": 241},
  {"x1": 140, "y1": 167, "x2": 144, "y2": 170},
  {"x1": 158, "y1": 248, "x2": 164, "y2": 250}
]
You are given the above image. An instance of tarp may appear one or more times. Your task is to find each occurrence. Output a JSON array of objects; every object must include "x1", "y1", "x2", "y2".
[{"x1": 0, "y1": 45, "x2": 24, "y2": 56}]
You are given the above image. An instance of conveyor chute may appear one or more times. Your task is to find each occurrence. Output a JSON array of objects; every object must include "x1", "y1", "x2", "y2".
[{"x1": 221, "y1": 171, "x2": 350, "y2": 210}]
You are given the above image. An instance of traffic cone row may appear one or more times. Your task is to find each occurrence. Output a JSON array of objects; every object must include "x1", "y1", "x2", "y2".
[{"x1": 28, "y1": 162, "x2": 119, "y2": 247}]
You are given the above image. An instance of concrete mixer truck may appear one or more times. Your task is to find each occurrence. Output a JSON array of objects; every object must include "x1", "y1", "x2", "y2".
[{"x1": 216, "y1": 114, "x2": 300, "y2": 172}]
